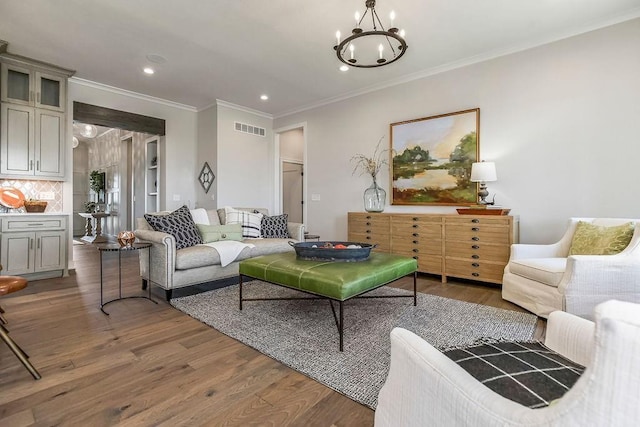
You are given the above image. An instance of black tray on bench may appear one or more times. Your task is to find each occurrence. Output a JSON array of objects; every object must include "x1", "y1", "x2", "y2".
[{"x1": 289, "y1": 241, "x2": 375, "y2": 262}]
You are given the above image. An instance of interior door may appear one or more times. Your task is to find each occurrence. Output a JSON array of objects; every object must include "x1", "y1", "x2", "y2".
[{"x1": 282, "y1": 161, "x2": 303, "y2": 223}]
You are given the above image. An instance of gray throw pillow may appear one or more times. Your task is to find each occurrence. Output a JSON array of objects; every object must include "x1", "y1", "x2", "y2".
[{"x1": 144, "y1": 205, "x2": 203, "y2": 250}]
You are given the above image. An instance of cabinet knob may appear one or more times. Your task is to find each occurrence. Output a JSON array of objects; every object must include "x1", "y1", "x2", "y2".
[
  {"x1": 412, "y1": 249, "x2": 419, "y2": 253},
  {"x1": 471, "y1": 227, "x2": 479, "y2": 231},
  {"x1": 412, "y1": 240, "x2": 418, "y2": 244},
  {"x1": 472, "y1": 263, "x2": 480, "y2": 267},
  {"x1": 366, "y1": 230, "x2": 371, "y2": 233},
  {"x1": 413, "y1": 256, "x2": 418, "y2": 259},
  {"x1": 366, "y1": 222, "x2": 371, "y2": 226},
  {"x1": 471, "y1": 219, "x2": 480, "y2": 223},
  {"x1": 366, "y1": 236, "x2": 371, "y2": 240},
  {"x1": 471, "y1": 245, "x2": 480, "y2": 249},
  {"x1": 412, "y1": 224, "x2": 418, "y2": 228},
  {"x1": 366, "y1": 216, "x2": 372, "y2": 219},
  {"x1": 472, "y1": 272, "x2": 480, "y2": 277},
  {"x1": 472, "y1": 254, "x2": 479, "y2": 259},
  {"x1": 412, "y1": 217, "x2": 419, "y2": 221},
  {"x1": 471, "y1": 237, "x2": 479, "y2": 241},
  {"x1": 412, "y1": 233, "x2": 419, "y2": 237}
]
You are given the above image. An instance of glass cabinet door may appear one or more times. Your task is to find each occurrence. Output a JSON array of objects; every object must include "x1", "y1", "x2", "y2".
[
  {"x1": 1, "y1": 64, "x2": 33, "y2": 105},
  {"x1": 36, "y1": 72, "x2": 64, "y2": 111}
]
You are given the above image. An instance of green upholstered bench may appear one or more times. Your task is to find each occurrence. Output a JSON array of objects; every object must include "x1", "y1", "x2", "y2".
[{"x1": 238, "y1": 251, "x2": 418, "y2": 351}]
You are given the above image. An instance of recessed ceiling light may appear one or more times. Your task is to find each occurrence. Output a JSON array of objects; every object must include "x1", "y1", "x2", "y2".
[
  {"x1": 340, "y1": 65, "x2": 349, "y2": 72},
  {"x1": 143, "y1": 67, "x2": 155, "y2": 75},
  {"x1": 146, "y1": 54, "x2": 167, "y2": 64},
  {"x1": 260, "y1": 94, "x2": 269, "y2": 101}
]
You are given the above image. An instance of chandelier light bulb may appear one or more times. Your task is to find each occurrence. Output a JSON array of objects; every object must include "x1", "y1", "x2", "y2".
[
  {"x1": 400, "y1": 29, "x2": 405, "y2": 38},
  {"x1": 350, "y1": 44, "x2": 355, "y2": 59},
  {"x1": 378, "y1": 44, "x2": 384, "y2": 59},
  {"x1": 390, "y1": 10, "x2": 396, "y2": 26}
]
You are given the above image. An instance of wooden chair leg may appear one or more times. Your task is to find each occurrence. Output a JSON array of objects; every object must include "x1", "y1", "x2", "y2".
[{"x1": 0, "y1": 326, "x2": 41, "y2": 380}]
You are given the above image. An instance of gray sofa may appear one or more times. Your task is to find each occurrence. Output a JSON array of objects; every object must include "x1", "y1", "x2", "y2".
[{"x1": 135, "y1": 207, "x2": 303, "y2": 300}]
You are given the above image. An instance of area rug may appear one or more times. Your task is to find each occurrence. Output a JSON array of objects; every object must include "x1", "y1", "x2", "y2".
[{"x1": 171, "y1": 281, "x2": 538, "y2": 409}]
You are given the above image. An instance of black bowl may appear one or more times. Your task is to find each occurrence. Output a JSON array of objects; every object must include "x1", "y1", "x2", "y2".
[{"x1": 289, "y1": 241, "x2": 375, "y2": 262}]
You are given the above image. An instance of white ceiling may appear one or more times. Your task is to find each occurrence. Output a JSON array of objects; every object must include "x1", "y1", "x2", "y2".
[{"x1": 2, "y1": 0, "x2": 639, "y2": 117}]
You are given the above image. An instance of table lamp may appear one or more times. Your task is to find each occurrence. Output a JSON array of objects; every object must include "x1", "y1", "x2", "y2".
[{"x1": 470, "y1": 161, "x2": 497, "y2": 205}]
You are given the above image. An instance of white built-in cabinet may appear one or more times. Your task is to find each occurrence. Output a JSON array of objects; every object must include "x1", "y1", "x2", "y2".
[
  {"x1": 0, "y1": 55, "x2": 74, "y2": 180},
  {"x1": 0, "y1": 215, "x2": 68, "y2": 279},
  {"x1": 145, "y1": 136, "x2": 160, "y2": 212}
]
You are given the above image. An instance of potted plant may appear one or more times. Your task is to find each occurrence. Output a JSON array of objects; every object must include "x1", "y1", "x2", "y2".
[{"x1": 89, "y1": 170, "x2": 105, "y2": 202}]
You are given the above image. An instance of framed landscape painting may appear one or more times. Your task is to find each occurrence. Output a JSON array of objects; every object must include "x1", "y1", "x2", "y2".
[{"x1": 390, "y1": 108, "x2": 479, "y2": 205}]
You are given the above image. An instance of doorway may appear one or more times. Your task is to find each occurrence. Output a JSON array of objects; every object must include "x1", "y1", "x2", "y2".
[
  {"x1": 282, "y1": 161, "x2": 303, "y2": 223},
  {"x1": 275, "y1": 125, "x2": 306, "y2": 227}
]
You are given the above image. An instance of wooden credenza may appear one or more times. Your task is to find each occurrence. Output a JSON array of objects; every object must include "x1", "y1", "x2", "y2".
[{"x1": 347, "y1": 212, "x2": 519, "y2": 285}]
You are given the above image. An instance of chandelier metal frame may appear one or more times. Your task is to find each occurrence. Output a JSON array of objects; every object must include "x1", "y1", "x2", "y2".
[{"x1": 333, "y1": 0, "x2": 407, "y2": 68}]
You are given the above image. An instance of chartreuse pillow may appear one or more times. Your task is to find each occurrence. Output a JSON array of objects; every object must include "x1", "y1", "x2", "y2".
[
  {"x1": 568, "y1": 221, "x2": 634, "y2": 255},
  {"x1": 197, "y1": 223, "x2": 243, "y2": 243}
]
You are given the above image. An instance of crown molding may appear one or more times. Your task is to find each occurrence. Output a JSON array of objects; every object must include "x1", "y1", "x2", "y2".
[
  {"x1": 214, "y1": 99, "x2": 273, "y2": 119},
  {"x1": 69, "y1": 77, "x2": 198, "y2": 112},
  {"x1": 274, "y1": 9, "x2": 640, "y2": 119}
]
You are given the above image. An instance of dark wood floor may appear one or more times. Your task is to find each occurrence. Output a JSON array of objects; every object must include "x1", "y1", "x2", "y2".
[{"x1": 0, "y1": 243, "x2": 545, "y2": 426}]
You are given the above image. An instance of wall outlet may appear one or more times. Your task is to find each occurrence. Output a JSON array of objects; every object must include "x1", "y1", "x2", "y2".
[
  {"x1": 39, "y1": 191, "x2": 55, "y2": 200},
  {"x1": 173, "y1": 194, "x2": 181, "y2": 201},
  {"x1": 311, "y1": 193, "x2": 321, "y2": 201}
]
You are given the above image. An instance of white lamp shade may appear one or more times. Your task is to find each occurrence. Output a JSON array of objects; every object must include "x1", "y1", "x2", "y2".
[{"x1": 470, "y1": 161, "x2": 497, "y2": 182}]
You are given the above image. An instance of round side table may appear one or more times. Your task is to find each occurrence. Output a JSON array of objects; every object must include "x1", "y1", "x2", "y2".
[{"x1": 96, "y1": 242, "x2": 158, "y2": 315}]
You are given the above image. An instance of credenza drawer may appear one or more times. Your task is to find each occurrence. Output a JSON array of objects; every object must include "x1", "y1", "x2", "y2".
[
  {"x1": 445, "y1": 226, "x2": 511, "y2": 245},
  {"x1": 391, "y1": 241, "x2": 442, "y2": 256},
  {"x1": 445, "y1": 258, "x2": 505, "y2": 282},
  {"x1": 445, "y1": 216, "x2": 511, "y2": 226},
  {"x1": 445, "y1": 240, "x2": 510, "y2": 263}
]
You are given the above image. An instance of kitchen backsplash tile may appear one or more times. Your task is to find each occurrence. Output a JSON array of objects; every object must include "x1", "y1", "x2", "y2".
[{"x1": 0, "y1": 179, "x2": 63, "y2": 213}]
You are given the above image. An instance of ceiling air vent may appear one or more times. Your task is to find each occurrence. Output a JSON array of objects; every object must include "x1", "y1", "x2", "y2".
[{"x1": 234, "y1": 121, "x2": 266, "y2": 137}]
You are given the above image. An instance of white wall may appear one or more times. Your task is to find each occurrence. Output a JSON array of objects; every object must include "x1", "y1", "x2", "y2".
[
  {"x1": 274, "y1": 19, "x2": 640, "y2": 244},
  {"x1": 196, "y1": 104, "x2": 217, "y2": 209},
  {"x1": 216, "y1": 102, "x2": 274, "y2": 210}
]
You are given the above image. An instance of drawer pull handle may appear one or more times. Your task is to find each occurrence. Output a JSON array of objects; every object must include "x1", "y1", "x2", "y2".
[
  {"x1": 472, "y1": 272, "x2": 480, "y2": 277},
  {"x1": 472, "y1": 254, "x2": 479, "y2": 259},
  {"x1": 472, "y1": 263, "x2": 480, "y2": 267},
  {"x1": 366, "y1": 216, "x2": 372, "y2": 219},
  {"x1": 471, "y1": 227, "x2": 479, "y2": 231},
  {"x1": 366, "y1": 222, "x2": 371, "y2": 226},
  {"x1": 366, "y1": 230, "x2": 371, "y2": 233},
  {"x1": 412, "y1": 224, "x2": 418, "y2": 228},
  {"x1": 413, "y1": 240, "x2": 418, "y2": 244},
  {"x1": 366, "y1": 236, "x2": 371, "y2": 240},
  {"x1": 471, "y1": 219, "x2": 480, "y2": 223},
  {"x1": 412, "y1": 233, "x2": 419, "y2": 237},
  {"x1": 472, "y1": 245, "x2": 480, "y2": 249},
  {"x1": 412, "y1": 249, "x2": 419, "y2": 253},
  {"x1": 412, "y1": 217, "x2": 419, "y2": 221},
  {"x1": 471, "y1": 237, "x2": 479, "y2": 241},
  {"x1": 413, "y1": 256, "x2": 418, "y2": 259},
  {"x1": 27, "y1": 223, "x2": 45, "y2": 226}
]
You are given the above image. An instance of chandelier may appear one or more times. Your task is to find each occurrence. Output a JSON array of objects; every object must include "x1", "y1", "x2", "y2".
[{"x1": 333, "y1": 0, "x2": 407, "y2": 68}]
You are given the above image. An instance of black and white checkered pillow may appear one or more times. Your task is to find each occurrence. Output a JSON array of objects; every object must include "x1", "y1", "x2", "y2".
[
  {"x1": 443, "y1": 341, "x2": 585, "y2": 409},
  {"x1": 224, "y1": 207, "x2": 263, "y2": 238},
  {"x1": 261, "y1": 214, "x2": 289, "y2": 238},
  {"x1": 144, "y1": 205, "x2": 203, "y2": 250}
]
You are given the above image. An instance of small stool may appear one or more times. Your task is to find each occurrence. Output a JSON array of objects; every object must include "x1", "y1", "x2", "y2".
[{"x1": 0, "y1": 275, "x2": 41, "y2": 380}]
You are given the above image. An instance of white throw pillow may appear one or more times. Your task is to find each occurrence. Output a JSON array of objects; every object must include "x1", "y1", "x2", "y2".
[
  {"x1": 224, "y1": 206, "x2": 263, "y2": 238},
  {"x1": 189, "y1": 208, "x2": 210, "y2": 225}
]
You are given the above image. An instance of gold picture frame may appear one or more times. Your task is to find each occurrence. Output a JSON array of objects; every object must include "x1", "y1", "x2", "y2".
[{"x1": 390, "y1": 108, "x2": 480, "y2": 205}]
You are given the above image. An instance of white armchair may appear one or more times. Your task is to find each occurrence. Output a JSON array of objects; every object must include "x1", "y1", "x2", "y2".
[
  {"x1": 375, "y1": 300, "x2": 640, "y2": 427},
  {"x1": 502, "y1": 217, "x2": 640, "y2": 319}
]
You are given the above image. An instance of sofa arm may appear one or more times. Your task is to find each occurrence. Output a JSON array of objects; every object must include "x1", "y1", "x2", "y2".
[
  {"x1": 288, "y1": 222, "x2": 304, "y2": 241},
  {"x1": 558, "y1": 254, "x2": 640, "y2": 318},
  {"x1": 134, "y1": 229, "x2": 176, "y2": 289},
  {"x1": 509, "y1": 241, "x2": 565, "y2": 260},
  {"x1": 545, "y1": 310, "x2": 594, "y2": 367}
]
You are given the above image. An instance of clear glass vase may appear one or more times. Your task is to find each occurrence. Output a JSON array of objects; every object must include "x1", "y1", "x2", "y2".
[{"x1": 363, "y1": 178, "x2": 386, "y2": 212}]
